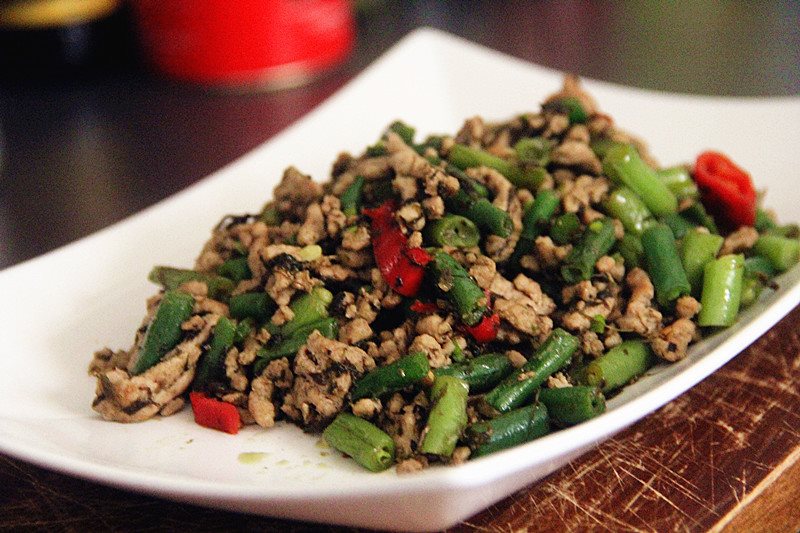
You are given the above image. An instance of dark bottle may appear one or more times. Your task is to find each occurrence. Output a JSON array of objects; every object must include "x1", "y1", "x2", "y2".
[{"x1": 0, "y1": 0, "x2": 134, "y2": 79}]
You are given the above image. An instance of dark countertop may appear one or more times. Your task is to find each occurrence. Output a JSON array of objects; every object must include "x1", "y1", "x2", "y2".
[
  {"x1": 1, "y1": 1, "x2": 799, "y2": 531},
  {"x1": 2, "y1": 0, "x2": 798, "y2": 269}
]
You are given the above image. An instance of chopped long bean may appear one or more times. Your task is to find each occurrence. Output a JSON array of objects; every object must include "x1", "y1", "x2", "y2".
[
  {"x1": 561, "y1": 218, "x2": 617, "y2": 283},
  {"x1": 641, "y1": 223, "x2": 691, "y2": 306},
  {"x1": 449, "y1": 143, "x2": 547, "y2": 190},
  {"x1": 656, "y1": 165, "x2": 698, "y2": 199},
  {"x1": 425, "y1": 214, "x2": 480, "y2": 248},
  {"x1": 603, "y1": 187, "x2": 654, "y2": 236},
  {"x1": 661, "y1": 212, "x2": 696, "y2": 240},
  {"x1": 603, "y1": 144, "x2": 677, "y2": 216},
  {"x1": 508, "y1": 189, "x2": 560, "y2": 270},
  {"x1": 340, "y1": 175, "x2": 365, "y2": 217},
  {"x1": 280, "y1": 287, "x2": 334, "y2": 337},
  {"x1": 514, "y1": 136, "x2": 552, "y2": 167},
  {"x1": 681, "y1": 202, "x2": 718, "y2": 234},
  {"x1": 149, "y1": 266, "x2": 234, "y2": 301},
  {"x1": 217, "y1": 257, "x2": 252, "y2": 283},
  {"x1": 131, "y1": 290, "x2": 195, "y2": 375},
  {"x1": 744, "y1": 255, "x2": 777, "y2": 279},
  {"x1": 550, "y1": 212, "x2": 582, "y2": 245},
  {"x1": 420, "y1": 376, "x2": 469, "y2": 457},
  {"x1": 323, "y1": 413, "x2": 395, "y2": 472},
  {"x1": 698, "y1": 254, "x2": 744, "y2": 327},
  {"x1": 484, "y1": 329, "x2": 579, "y2": 413},
  {"x1": 430, "y1": 251, "x2": 487, "y2": 326},
  {"x1": 194, "y1": 316, "x2": 236, "y2": 391},
  {"x1": 753, "y1": 235, "x2": 800, "y2": 272},
  {"x1": 350, "y1": 352, "x2": 430, "y2": 400},
  {"x1": 254, "y1": 317, "x2": 338, "y2": 373},
  {"x1": 616, "y1": 233, "x2": 644, "y2": 269},
  {"x1": 467, "y1": 403, "x2": 550, "y2": 457},
  {"x1": 538, "y1": 386, "x2": 605, "y2": 427},
  {"x1": 229, "y1": 292, "x2": 274, "y2": 323},
  {"x1": 434, "y1": 353, "x2": 515, "y2": 393},
  {"x1": 580, "y1": 340, "x2": 657, "y2": 393},
  {"x1": 446, "y1": 185, "x2": 513, "y2": 238},
  {"x1": 388, "y1": 120, "x2": 415, "y2": 145},
  {"x1": 681, "y1": 229, "x2": 724, "y2": 295}
]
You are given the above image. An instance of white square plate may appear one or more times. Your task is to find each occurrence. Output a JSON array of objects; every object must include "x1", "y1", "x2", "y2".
[{"x1": 1, "y1": 28, "x2": 799, "y2": 531}]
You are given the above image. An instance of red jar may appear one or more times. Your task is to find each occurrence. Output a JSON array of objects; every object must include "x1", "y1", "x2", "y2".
[{"x1": 132, "y1": 0, "x2": 355, "y2": 87}]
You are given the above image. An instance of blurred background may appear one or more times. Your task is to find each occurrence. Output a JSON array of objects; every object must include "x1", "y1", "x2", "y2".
[{"x1": 0, "y1": 0, "x2": 798, "y2": 270}]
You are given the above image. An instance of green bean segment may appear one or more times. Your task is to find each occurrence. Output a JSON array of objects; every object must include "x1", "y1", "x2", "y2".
[
  {"x1": 698, "y1": 254, "x2": 745, "y2": 327},
  {"x1": 538, "y1": 386, "x2": 605, "y2": 427},
  {"x1": 446, "y1": 184, "x2": 513, "y2": 238},
  {"x1": 131, "y1": 290, "x2": 195, "y2": 375},
  {"x1": 350, "y1": 352, "x2": 430, "y2": 401},
  {"x1": 323, "y1": 413, "x2": 396, "y2": 472},
  {"x1": 642, "y1": 223, "x2": 691, "y2": 307},
  {"x1": 434, "y1": 353, "x2": 514, "y2": 393},
  {"x1": 508, "y1": 189, "x2": 560, "y2": 270},
  {"x1": 656, "y1": 165, "x2": 698, "y2": 199},
  {"x1": 420, "y1": 376, "x2": 469, "y2": 457},
  {"x1": 561, "y1": 218, "x2": 617, "y2": 283},
  {"x1": 467, "y1": 403, "x2": 550, "y2": 457},
  {"x1": 550, "y1": 212, "x2": 582, "y2": 245},
  {"x1": 484, "y1": 329, "x2": 579, "y2": 413},
  {"x1": 681, "y1": 229, "x2": 724, "y2": 295},
  {"x1": 514, "y1": 136, "x2": 552, "y2": 167},
  {"x1": 580, "y1": 340, "x2": 657, "y2": 393},
  {"x1": 753, "y1": 235, "x2": 800, "y2": 273},
  {"x1": 603, "y1": 144, "x2": 677, "y2": 217},
  {"x1": 229, "y1": 292, "x2": 274, "y2": 323},
  {"x1": 254, "y1": 317, "x2": 338, "y2": 374},
  {"x1": 616, "y1": 233, "x2": 644, "y2": 269},
  {"x1": 603, "y1": 187, "x2": 654, "y2": 236},
  {"x1": 194, "y1": 316, "x2": 237, "y2": 391},
  {"x1": 430, "y1": 251, "x2": 487, "y2": 326},
  {"x1": 149, "y1": 266, "x2": 234, "y2": 301},
  {"x1": 340, "y1": 175, "x2": 365, "y2": 217},
  {"x1": 449, "y1": 143, "x2": 547, "y2": 190},
  {"x1": 425, "y1": 215, "x2": 480, "y2": 248},
  {"x1": 216, "y1": 257, "x2": 252, "y2": 284},
  {"x1": 281, "y1": 287, "x2": 334, "y2": 337}
]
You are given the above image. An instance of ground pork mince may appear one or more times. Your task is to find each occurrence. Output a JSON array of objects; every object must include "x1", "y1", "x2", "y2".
[{"x1": 89, "y1": 76, "x2": 795, "y2": 473}]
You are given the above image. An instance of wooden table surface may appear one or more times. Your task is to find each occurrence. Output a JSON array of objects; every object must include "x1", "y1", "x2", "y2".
[{"x1": 1, "y1": 2, "x2": 799, "y2": 531}]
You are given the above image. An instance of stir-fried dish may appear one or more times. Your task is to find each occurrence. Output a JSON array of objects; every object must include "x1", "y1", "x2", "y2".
[{"x1": 89, "y1": 77, "x2": 799, "y2": 473}]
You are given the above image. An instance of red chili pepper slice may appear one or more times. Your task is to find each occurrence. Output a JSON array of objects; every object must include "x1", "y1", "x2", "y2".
[
  {"x1": 410, "y1": 300, "x2": 439, "y2": 314},
  {"x1": 364, "y1": 200, "x2": 432, "y2": 297},
  {"x1": 189, "y1": 392, "x2": 241, "y2": 434},
  {"x1": 464, "y1": 313, "x2": 500, "y2": 343},
  {"x1": 693, "y1": 151, "x2": 756, "y2": 229}
]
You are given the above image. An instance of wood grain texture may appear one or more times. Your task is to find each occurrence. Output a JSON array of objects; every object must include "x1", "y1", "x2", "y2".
[
  {"x1": 453, "y1": 306, "x2": 800, "y2": 533},
  {"x1": 2, "y1": 305, "x2": 799, "y2": 532}
]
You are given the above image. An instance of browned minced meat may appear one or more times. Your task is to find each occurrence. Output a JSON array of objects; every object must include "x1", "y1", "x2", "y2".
[
  {"x1": 615, "y1": 268, "x2": 663, "y2": 337},
  {"x1": 676, "y1": 295, "x2": 701, "y2": 319},
  {"x1": 651, "y1": 318, "x2": 696, "y2": 362},
  {"x1": 281, "y1": 331, "x2": 376, "y2": 430},
  {"x1": 492, "y1": 277, "x2": 555, "y2": 342},
  {"x1": 378, "y1": 391, "x2": 429, "y2": 460},
  {"x1": 248, "y1": 358, "x2": 293, "y2": 428},
  {"x1": 543, "y1": 74, "x2": 599, "y2": 117},
  {"x1": 719, "y1": 226, "x2": 759, "y2": 256},
  {"x1": 561, "y1": 175, "x2": 609, "y2": 213},
  {"x1": 273, "y1": 166, "x2": 323, "y2": 219},
  {"x1": 551, "y1": 142, "x2": 603, "y2": 176},
  {"x1": 560, "y1": 278, "x2": 621, "y2": 334}
]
